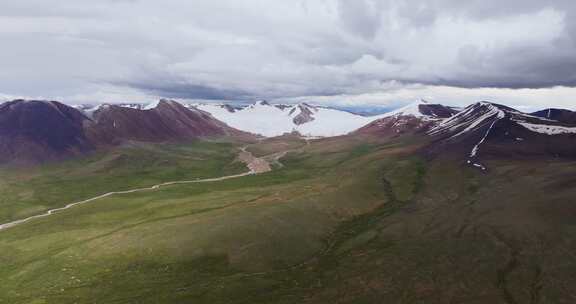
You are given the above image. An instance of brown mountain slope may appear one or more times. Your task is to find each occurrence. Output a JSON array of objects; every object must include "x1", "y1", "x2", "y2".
[
  {"x1": 532, "y1": 108, "x2": 576, "y2": 124},
  {"x1": 85, "y1": 99, "x2": 243, "y2": 145},
  {"x1": 0, "y1": 99, "x2": 250, "y2": 164},
  {"x1": 426, "y1": 102, "x2": 576, "y2": 170},
  {"x1": 0, "y1": 100, "x2": 93, "y2": 164},
  {"x1": 356, "y1": 102, "x2": 457, "y2": 137}
]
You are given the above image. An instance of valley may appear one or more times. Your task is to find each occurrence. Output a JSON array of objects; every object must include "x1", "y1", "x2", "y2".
[
  {"x1": 0, "y1": 143, "x2": 272, "y2": 231},
  {"x1": 4, "y1": 3, "x2": 576, "y2": 303},
  {"x1": 1, "y1": 99, "x2": 576, "y2": 303},
  {"x1": 1, "y1": 133, "x2": 576, "y2": 303}
]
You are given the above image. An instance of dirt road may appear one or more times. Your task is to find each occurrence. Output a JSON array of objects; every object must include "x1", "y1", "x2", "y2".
[{"x1": 0, "y1": 147, "x2": 275, "y2": 231}]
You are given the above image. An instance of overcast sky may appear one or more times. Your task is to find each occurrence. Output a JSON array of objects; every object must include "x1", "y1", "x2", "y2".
[{"x1": 1, "y1": 0, "x2": 576, "y2": 111}]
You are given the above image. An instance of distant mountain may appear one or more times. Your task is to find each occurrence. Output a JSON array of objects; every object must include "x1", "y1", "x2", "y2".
[
  {"x1": 427, "y1": 102, "x2": 576, "y2": 170},
  {"x1": 193, "y1": 101, "x2": 379, "y2": 137},
  {"x1": 0, "y1": 100, "x2": 93, "y2": 164},
  {"x1": 5, "y1": 97, "x2": 574, "y2": 166},
  {"x1": 0, "y1": 99, "x2": 246, "y2": 164},
  {"x1": 86, "y1": 99, "x2": 239, "y2": 145},
  {"x1": 72, "y1": 103, "x2": 147, "y2": 117},
  {"x1": 329, "y1": 106, "x2": 395, "y2": 116},
  {"x1": 531, "y1": 108, "x2": 576, "y2": 124},
  {"x1": 356, "y1": 100, "x2": 457, "y2": 136}
]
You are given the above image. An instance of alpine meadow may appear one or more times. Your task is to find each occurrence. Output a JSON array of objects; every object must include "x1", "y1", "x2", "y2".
[{"x1": 1, "y1": 1, "x2": 576, "y2": 303}]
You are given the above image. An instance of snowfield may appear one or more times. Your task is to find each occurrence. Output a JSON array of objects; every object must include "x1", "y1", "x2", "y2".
[
  {"x1": 195, "y1": 101, "x2": 376, "y2": 137},
  {"x1": 194, "y1": 100, "x2": 436, "y2": 138},
  {"x1": 195, "y1": 102, "x2": 296, "y2": 137}
]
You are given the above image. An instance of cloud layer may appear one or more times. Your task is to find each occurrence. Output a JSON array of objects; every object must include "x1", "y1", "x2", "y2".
[{"x1": 0, "y1": 0, "x2": 575, "y2": 109}]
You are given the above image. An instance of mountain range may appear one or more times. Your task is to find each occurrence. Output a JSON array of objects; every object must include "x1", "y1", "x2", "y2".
[
  {"x1": 191, "y1": 100, "x2": 377, "y2": 137},
  {"x1": 3, "y1": 97, "x2": 576, "y2": 303},
  {"x1": 0, "y1": 99, "x2": 240, "y2": 164},
  {"x1": 427, "y1": 102, "x2": 576, "y2": 169},
  {"x1": 1, "y1": 98, "x2": 575, "y2": 165}
]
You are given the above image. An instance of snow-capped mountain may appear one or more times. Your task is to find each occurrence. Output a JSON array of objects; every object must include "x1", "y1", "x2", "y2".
[
  {"x1": 428, "y1": 102, "x2": 576, "y2": 138},
  {"x1": 377, "y1": 99, "x2": 456, "y2": 120},
  {"x1": 427, "y1": 102, "x2": 576, "y2": 170},
  {"x1": 192, "y1": 101, "x2": 378, "y2": 137},
  {"x1": 356, "y1": 100, "x2": 457, "y2": 135},
  {"x1": 86, "y1": 99, "x2": 241, "y2": 145},
  {"x1": 70, "y1": 99, "x2": 459, "y2": 138}
]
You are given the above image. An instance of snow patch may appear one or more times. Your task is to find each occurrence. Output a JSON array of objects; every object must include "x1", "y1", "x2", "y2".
[
  {"x1": 470, "y1": 118, "x2": 500, "y2": 158},
  {"x1": 467, "y1": 160, "x2": 487, "y2": 171},
  {"x1": 143, "y1": 100, "x2": 160, "y2": 110},
  {"x1": 517, "y1": 122, "x2": 576, "y2": 135},
  {"x1": 377, "y1": 99, "x2": 431, "y2": 120}
]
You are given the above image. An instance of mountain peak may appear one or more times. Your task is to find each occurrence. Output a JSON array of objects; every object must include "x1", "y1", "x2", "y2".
[
  {"x1": 470, "y1": 101, "x2": 519, "y2": 113},
  {"x1": 428, "y1": 101, "x2": 507, "y2": 138},
  {"x1": 290, "y1": 103, "x2": 318, "y2": 125},
  {"x1": 0, "y1": 100, "x2": 92, "y2": 164},
  {"x1": 156, "y1": 99, "x2": 183, "y2": 109},
  {"x1": 255, "y1": 100, "x2": 270, "y2": 106},
  {"x1": 380, "y1": 99, "x2": 442, "y2": 119},
  {"x1": 426, "y1": 101, "x2": 576, "y2": 171}
]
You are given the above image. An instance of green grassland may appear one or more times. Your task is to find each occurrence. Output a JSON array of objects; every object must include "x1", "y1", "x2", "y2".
[
  {"x1": 0, "y1": 140, "x2": 247, "y2": 223},
  {"x1": 1, "y1": 136, "x2": 576, "y2": 303}
]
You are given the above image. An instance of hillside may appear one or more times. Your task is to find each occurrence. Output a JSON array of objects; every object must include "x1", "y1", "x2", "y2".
[
  {"x1": 1, "y1": 131, "x2": 576, "y2": 303},
  {"x1": 356, "y1": 99, "x2": 457, "y2": 136},
  {"x1": 532, "y1": 108, "x2": 576, "y2": 124},
  {"x1": 86, "y1": 99, "x2": 240, "y2": 145},
  {"x1": 427, "y1": 102, "x2": 576, "y2": 170},
  {"x1": 0, "y1": 99, "x2": 247, "y2": 164},
  {"x1": 0, "y1": 100, "x2": 93, "y2": 164}
]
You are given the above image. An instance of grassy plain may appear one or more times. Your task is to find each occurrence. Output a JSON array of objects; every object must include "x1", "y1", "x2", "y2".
[
  {"x1": 0, "y1": 140, "x2": 246, "y2": 222},
  {"x1": 1, "y1": 135, "x2": 576, "y2": 303}
]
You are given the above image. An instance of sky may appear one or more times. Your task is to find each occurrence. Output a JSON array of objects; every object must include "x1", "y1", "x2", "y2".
[{"x1": 1, "y1": 0, "x2": 576, "y2": 111}]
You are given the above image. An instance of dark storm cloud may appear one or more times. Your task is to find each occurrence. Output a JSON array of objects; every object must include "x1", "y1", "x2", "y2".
[
  {"x1": 121, "y1": 81, "x2": 255, "y2": 101},
  {"x1": 0, "y1": 0, "x2": 575, "y2": 104}
]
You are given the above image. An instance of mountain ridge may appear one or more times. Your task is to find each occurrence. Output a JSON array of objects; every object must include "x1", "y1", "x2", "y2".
[
  {"x1": 0, "y1": 100, "x2": 93, "y2": 164},
  {"x1": 355, "y1": 100, "x2": 457, "y2": 136},
  {"x1": 2, "y1": 98, "x2": 575, "y2": 166},
  {"x1": 426, "y1": 101, "x2": 576, "y2": 170},
  {"x1": 0, "y1": 99, "x2": 248, "y2": 164}
]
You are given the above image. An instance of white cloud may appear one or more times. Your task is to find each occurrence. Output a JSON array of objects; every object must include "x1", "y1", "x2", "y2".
[
  {"x1": 277, "y1": 85, "x2": 576, "y2": 112},
  {"x1": 0, "y1": 0, "x2": 574, "y2": 110}
]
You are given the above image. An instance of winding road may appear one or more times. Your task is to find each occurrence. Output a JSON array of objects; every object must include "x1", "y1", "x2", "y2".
[{"x1": 0, "y1": 147, "x2": 274, "y2": 231}]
